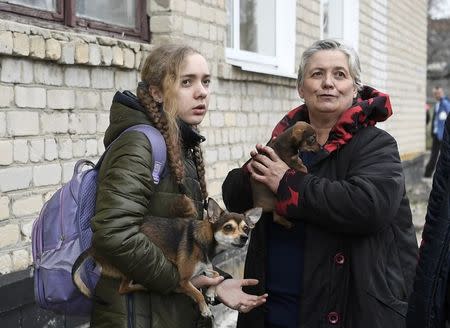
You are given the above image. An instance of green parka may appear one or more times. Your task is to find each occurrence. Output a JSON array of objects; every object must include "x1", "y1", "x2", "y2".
[{"x1": 89, "y1": 91, "x2": 211, "y2": 328}]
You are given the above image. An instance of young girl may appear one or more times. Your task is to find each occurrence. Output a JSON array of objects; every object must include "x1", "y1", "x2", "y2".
[{"x1": 89, "y1": 44, "x2": 266, "y2": 328}]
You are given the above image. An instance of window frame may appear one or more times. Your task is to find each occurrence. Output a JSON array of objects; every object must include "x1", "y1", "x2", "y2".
[
  {"x1": 225, "y1": 0, "x2": 297, "y2": 78},
  {"x1": 0, "y1": 0, "x2": 64, "y2": 21},
  {"x1": 320, "y1": 0, "x2": 359, "y2": 51},
  {"x1": 0, "y1": 0, "x2": 149, "y2": 41}
]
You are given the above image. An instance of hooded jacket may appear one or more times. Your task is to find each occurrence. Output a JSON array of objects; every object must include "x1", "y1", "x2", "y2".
[
  {"x1": 89, "y1": 91, "x2": 211, "y2": 328},
  {"x1": 406, "y1": 115, "x2": 450, "y2": 328},
  {"x1": 222, "y1": 86, "x2": 418, "y2": 328}
]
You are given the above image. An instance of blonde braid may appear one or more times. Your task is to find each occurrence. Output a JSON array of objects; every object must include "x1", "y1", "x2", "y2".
[
  {"x1": 137, "y1": 44, "x2": 207, "y2": 218},
  {"x1": 192, "y1": 127, "x2": 208, "y2": 200},
  {"x1": 137, "y1": 84, "x2": 197, "y2": 218}
]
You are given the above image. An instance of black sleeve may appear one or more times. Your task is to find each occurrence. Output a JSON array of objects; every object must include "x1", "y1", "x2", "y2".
[{"x1": 275, "y1": 128, "x2": 405, "y2": 235}]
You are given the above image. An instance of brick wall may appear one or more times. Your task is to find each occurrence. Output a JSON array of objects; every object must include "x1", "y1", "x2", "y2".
[
  {"x1": 0, "y1": 20, "x2": 145, "y2": 275},
  {"x1": 386, "y1": 0, "x2": 427, "y2": 157},
  {"x1": 359, "y1": 0, "x2": 427, "y2": 157}
]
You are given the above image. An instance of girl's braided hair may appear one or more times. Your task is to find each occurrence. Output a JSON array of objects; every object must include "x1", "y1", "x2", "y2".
[{"x1": 136, "y1": 44, "x2": 208, "y2": 217}]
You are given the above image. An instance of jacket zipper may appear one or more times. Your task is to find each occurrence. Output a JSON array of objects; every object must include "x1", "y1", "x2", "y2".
[
  {"x1": 32, "y1": 202, "x2": 46, "y2": 261},
  {"x1": 32, "y1": 211, "x2": 45, "y2": 307}
]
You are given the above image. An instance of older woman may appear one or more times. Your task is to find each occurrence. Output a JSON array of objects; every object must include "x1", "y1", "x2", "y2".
[{"x1": 222, "y1": 39, "x2": 418, "y2": 328}]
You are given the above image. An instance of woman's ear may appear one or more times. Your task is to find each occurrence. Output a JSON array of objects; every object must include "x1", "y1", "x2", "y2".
[
  {"x1": 149, "y1": 86, "x2": 163, "y2": 103},
  {"x1": 298, "y1": 85, "x2": 304, "y2": 99}
]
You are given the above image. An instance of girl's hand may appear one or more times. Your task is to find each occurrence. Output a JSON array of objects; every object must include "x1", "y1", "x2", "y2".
[
  {"x1": 215, "y1": 278, "x2": 268, "y2": 313},
  {"x1": 248, "y1": 144, "x2": 290, "y2": 193}
]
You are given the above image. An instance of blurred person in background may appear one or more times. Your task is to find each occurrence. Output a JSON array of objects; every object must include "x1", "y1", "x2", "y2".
[{"x1": 424, "y1": 86, "x2": 450, "y2": 178}]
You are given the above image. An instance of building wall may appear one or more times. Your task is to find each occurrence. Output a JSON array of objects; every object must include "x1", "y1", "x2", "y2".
[
  {"x1": 0, "y1": 0, "x2": 427, "y2": 277},
  {"x1": 359, "y1": 0, "x2": 427, "y2": 158},
  {"x1": 387, "y1": 0, "x2": 427, "y2": 157},
  {"x1": 0, "y1": 20, "x2": 147, "y2": 274}
]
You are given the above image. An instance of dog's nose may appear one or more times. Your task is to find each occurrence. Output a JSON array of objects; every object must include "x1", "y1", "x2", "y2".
[{"x1": 240, "y1": 235, "x2": 248, "y2": 243}]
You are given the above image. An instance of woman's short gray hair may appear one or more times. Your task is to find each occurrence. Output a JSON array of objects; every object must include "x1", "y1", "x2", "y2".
[{"x1": 297, "y1": 39, "x2": 363, "y2": 91}]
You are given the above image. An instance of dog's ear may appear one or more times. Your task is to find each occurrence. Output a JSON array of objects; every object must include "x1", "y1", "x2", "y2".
[
  {"x1": 291, "y1": 123, "x2": 306, "y2": 143},
  {"x1": 244, "y1": 207, "x2": 262, "y2": 228},
  {"x1": 207, "y1": 198, "x2": 223, "y2": 223}
]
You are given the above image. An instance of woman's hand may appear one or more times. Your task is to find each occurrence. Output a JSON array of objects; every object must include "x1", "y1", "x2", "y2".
[
  {"x1": 248, "y1": 144, "x2": 290, "y2": 193},
  {"x1": 215, "y1": 278, "x2": 268, "y2": 313}
]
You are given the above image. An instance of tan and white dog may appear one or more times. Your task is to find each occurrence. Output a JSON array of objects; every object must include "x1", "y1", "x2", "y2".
[{"x1": 72, "y1": 198, "x2": 262, "y2": 317}]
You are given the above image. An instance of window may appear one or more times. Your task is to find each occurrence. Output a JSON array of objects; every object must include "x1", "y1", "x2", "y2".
[
  {"x1": 0, "y1": 0, "x2": 149, "y2": 41},
  {"x1": 226, "y1": 0, "x2": 296, "y2": 78},
  {"x1": 6, "y1": 0, "x2": 56, "y2": 11},
  {"x1": 321, "y1": 0, "x2": 359, "y2": 50}
]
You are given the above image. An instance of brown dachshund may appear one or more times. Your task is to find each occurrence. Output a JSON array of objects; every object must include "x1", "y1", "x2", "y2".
[{"x1": 250, "y1": 121, "x2": 320, "y2": 228}]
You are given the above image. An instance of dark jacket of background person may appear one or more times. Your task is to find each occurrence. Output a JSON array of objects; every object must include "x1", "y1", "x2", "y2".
[
  {"x1": 407, "y1": 115, "x2": 450, "y2": 328},
  {"x1": 90, "y1": 91, "x2": 209, "y2": 328},
  {"x1": 223, "y1": 87, "x2": 418, "y2": 328}
]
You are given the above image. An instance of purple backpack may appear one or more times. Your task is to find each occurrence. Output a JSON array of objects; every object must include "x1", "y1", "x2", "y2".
[{"x1": 31, "y1": 124, "x2": 167, "y2": 316}]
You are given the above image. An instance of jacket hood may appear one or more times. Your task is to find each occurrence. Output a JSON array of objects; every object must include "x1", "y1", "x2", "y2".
[
  {"x1": 103, "y1": 91, "x2": 152, "y2": 147},
  {"x1": 272, "y1": 86, "x2": 392, "y2": 154},
  {"x1": 104, "y1": 91, "x2": 205, "y2": 149}
]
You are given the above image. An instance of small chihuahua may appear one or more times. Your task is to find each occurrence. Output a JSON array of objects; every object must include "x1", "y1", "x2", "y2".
[
  {"x1": 250, "y1": 121, "x2": 320, "y2": 229},
  {"x1": 72, "y1": 198, "x2": 262, "y2": 318}
]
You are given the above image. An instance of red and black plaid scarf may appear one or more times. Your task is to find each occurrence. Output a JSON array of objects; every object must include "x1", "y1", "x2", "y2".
[{"x1": 271, "y1": 86, "x2": 392, "y2": 154}]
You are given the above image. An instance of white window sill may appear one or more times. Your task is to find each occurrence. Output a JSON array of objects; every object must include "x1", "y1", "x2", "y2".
[{"x1": 225, "y1": 49, "x2": 296, "y2": 79}]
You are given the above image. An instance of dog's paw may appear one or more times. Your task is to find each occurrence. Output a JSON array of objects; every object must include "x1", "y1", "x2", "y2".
[
  {"x1": 200, "y1": 304, "x2": 213, "y2": 318},
  {"x1": 205, "y1": 286, "x2": 216, "y2": 304},
  {"x1": 204, "y1": 269, "x2": 219, "y2": 278},
  {"x1": 273, "y1": 213, "x2": 294, "y2": 229}
]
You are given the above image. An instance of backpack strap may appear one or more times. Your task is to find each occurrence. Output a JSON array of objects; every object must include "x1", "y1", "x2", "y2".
[
  {"x1": 124, "y1": 124, "x2": 167, "y2": 184},
  {"x1": 96, "y1": 124, "x2": 167, "y2": 184}
]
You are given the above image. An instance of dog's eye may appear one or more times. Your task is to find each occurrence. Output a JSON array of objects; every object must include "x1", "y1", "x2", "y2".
[
  {"x1": 242, "y1": 226, "x2": 250, "y2": 234},
  {"x1": 307, "y1": 135, "x2": 316, "y2": 145},
  {"x1": 223, "y1": 224, "x2": 234, "y2": 232}
]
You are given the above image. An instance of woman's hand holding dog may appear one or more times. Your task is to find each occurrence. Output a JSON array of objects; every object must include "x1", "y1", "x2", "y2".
[
  {"x1": 215, "y1": 278, "x2": 268, "y2": 313},
  {"x1": 248, "y1": 144, "x2": 290, "y2": 194}
]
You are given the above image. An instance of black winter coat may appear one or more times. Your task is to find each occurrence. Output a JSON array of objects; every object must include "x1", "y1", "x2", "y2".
[
  {"x1": 222, "y1": 87, "x2": 418, "y2": 328},
  {"x1": 406, "y1": 115, "x2": 450, "y2": 328}
]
